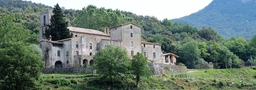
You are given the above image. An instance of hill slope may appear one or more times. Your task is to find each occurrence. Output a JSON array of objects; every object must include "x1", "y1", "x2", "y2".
[{"x1": 172, "y1": 0, "x2": 256, "y2": 39}]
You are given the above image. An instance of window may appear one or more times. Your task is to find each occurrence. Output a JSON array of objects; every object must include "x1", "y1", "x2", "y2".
[
  {"x1": 165, "y1": 56, "x2": 169, "y2": 63},
  {"x1": 75, "y1": 35, "x2": 77, "y2": 37},
  {"x1": 67, "y1": 60, "x2": 69, "y2": 64},
  {"x1": 130, "y1": 33, "x2": 133, "y2": 37},
  {"x1": 144, "y1": 52, "x2": 146, "y2": 56},
  {"x1": 76, "y1": 51, "x2": 79, "y2": 55},
  {"x1": 153, "y1": 52, "x2": 156, "y2": 58},
  {"x1": 76, "y1": 44, "x2": 79, "y2": 48},
  {"x1": 131, "y1": 41, "x2": 134, "y2": 46},
  {"x1": 153, "y1": 45, "x2": 155, "y2": 48},
  {"x1": 89, "y1": 43, "x2": 92, "y2": 49},
  {"x1": 131, "y1": 51, "x2": 134, "y2": 56},
  {"x1": 90, "y1": 52, "x2": 92, "y2": 56},
  {"x1": 130, "y1": 25, "x2": 133, "y2": 29},
  {"x1": 66, "y1": 51, "x2": 69, "y2": 56},
  {"x1": 143, "y1": 44, "x2": 146, "y2": 47},
  {"x1": 57, "y1": 50, "x2": 60, "y2": 57},
  {"x1": 43, "y1": 15, "x2": 46, "y2": 26}
]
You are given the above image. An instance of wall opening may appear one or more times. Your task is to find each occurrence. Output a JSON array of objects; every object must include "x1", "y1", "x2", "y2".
[
  {"x1": 131, "y1": 51, "x2": 134, "y2": 57},
  {"x1": 165, "y1": 56, "x2": 169, "y2": 63},
  {"x1": 90, "y1": 43, "x2": 92, "y2": 49},
  {"x1": 55, "y1": 61, "x2": 62, "y2": 68},
  {"x1": 43, "y1": 15, "x2": 46, "y2": 26},
  {"x1": 83, "y1": 59, "x2": 88, "y2": 65},
  {"x1": 89, "y1": 60, "x2": 94, "y2": 66},
  {"x1": 57, "y1": 50, "x2": 60, "y2": 57},
  {"x1": 153, "y1": 52, "x2": 156, "y2": 58}
]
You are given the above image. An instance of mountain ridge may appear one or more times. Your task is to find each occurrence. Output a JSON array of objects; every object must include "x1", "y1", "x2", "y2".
[{"x1": 172, "y1": 0, "x2": 256, "y2": 39}]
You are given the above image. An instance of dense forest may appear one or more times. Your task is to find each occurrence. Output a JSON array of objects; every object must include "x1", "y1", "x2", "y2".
[
  {"x1": 172, "y1": 0, "x2": 256, "y2": 39},
  {"x1": 1, "y1": 0, "x2": 256, "y2": 69}
]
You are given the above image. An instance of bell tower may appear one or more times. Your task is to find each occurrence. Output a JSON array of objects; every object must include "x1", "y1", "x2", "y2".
[{"x1": 39, "y1": 10, "x2": 53, "y2": 41}]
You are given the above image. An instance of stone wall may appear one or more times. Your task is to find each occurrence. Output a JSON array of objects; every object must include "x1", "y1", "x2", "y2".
[
  {"x1": 42, "y1": 66, "x2": 93, "y2": 74},
  {"x1": 148, "y1": 62, "x2": 187, "y2": 75}
]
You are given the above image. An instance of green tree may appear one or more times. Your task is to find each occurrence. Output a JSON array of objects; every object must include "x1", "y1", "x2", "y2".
[
  {"x1": 0, "y1": 42, "x2": 44, "y2": 90},
  {"x1": 178, "y1": 39, "x2": 201, "y2": 68},
  {"x1": 93, "y1": 46, "x2": 130, "y2": 86},
  {"x1": 0, "y1": 15, "x2": 44, "y2": 90},
  {"x1": 131, "y1": 53, "x2": 150, "y2": 87},
  {"x1": 224, "y1": 37, "x2": 250, "y2": 61},
  {"x1": 45, "y1": 4, "x2": 72, "y2": 41}
]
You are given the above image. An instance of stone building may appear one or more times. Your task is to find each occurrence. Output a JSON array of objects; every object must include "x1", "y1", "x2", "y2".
[{"x1": 39, "y1": 10, "x2": 178, "y2": 70}]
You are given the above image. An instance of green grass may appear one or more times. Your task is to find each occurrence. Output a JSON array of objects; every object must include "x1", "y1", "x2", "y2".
[{"x1": 40, "y1": 68, "x2": 256, "y2": 90}]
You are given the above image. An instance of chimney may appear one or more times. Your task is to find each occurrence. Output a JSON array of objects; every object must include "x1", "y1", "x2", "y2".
[
  {"x1": 49, "y1": 35, "x2": 52, "y2": 41},
  {"x1": 104, "y1": 27, "x2": 110, "y2": 34},
  {"x1": 104, "y1": 27, "x2": 107, "y2": 34}
]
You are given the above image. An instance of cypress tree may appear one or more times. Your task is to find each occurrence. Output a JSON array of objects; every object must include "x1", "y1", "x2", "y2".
[{"x1": 45, "y1": 4, "x2": 72, "y2": 41}]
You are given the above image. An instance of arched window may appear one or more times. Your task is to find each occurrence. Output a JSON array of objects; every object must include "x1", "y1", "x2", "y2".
[
  {"x1": 130, "y1": 25, "x2": 133, "y2": 29},
  {"x1": 130, "y1": 33, "x2": 133, "y2": 37}
]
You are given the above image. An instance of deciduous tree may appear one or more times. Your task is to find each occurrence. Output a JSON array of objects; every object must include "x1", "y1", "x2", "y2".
[
  {"x1": 131, "y1": 53, "x2": 150, "y2": 87},
  {"x1": 93, "y1": 46, "x2": 130, "y2": 86}
]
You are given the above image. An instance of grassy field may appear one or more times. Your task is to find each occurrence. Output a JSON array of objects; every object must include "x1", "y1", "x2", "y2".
[{"x1": 41, "y1": 67, "x2": 256, "y2": 90}]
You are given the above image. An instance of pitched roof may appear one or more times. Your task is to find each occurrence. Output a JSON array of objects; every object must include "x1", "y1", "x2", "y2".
[
  {"x1": 163, "y1": 53, "x2": 179, "y2": 58},
  {"x1": 109, "y1": 22, "x2": 141, "y2": 29},
  {"x1": 40, "y1": 40, "x2": 63, "y2": 44},
  {"x1": 68, "y1": 27, "x2": 110, "y2": 36},
  {"x1": 141, "y1": 41, "x2": 160, "y2": 45}
]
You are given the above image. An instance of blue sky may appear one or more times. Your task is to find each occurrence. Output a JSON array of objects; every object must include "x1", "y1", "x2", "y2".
[{"x1": 25, "y1": 0, "x2": 212, "y2": 20}]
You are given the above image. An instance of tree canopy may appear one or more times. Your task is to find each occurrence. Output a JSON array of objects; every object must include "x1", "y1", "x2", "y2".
[
  {"x1": 131, "y1": 52, "x2": 150, "y2": 87},
  {"x1": 0, "y1": 15, "x2": 44, "y2": 89},
  {"x1": 45, "y1": 4, "x2": 72, "y2": 41},
  {"x1": 93, "y1": 46, "x2": 130, "y2": 86}
]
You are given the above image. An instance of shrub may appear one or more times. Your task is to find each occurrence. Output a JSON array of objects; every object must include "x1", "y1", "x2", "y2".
[
  {"x1": 200, "y1": 85, "x2": 215, "y2": 90},
  {"x1": 71, "y1": 79, "x2": 78, "y2": 84},
  {"x1": 46, "y1": 79, "x2": 71, "y2": 86},
  {"x1": 219, "y1": 81, "x2": 227, "y2": 87}
]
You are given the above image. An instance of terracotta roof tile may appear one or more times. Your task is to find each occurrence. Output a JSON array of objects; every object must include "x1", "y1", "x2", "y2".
[{"x1": 68, "y1": 27, "x2": 110, "y2": 36}]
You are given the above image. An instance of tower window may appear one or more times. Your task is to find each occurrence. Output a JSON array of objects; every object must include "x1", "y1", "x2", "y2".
[
  {"x1": 130, "y1": 33, "x2": 133, "y2": 37},
  {"x1": 143, "y1": 44, "x2": 146, "y2": 47},
  {"x1": 90, "y1": 52, "x2": 92, "y2": 56},
  {"x1": 57, "y1": 50, "x2": 60, "y2": 57},
  {"x1": 131, "y1": 41, "x2": 134, "y2": 46},
  {"x1": 43, "y1": 15, "x2": 46, "y2": 26},
  {"x1": 131, "y1": 51, "x2": 134, "y2": 56},
  {"x1": 66, "y1": 51, "x2": 69, "y2": 56},
  {"x1": 153, "y1": 45, "x2": 155, "y2": 48},
  {"x1": 76, "y1": 44, "x2": 79, "y2": 48},
  {"x1": 130, "y1": 25, "x2": 133, "y2": 29}
]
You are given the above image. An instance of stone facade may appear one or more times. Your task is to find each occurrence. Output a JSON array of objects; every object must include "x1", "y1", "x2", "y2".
[{"x1": 39, "y1": 10, "x2": 178, "y2": 71}]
